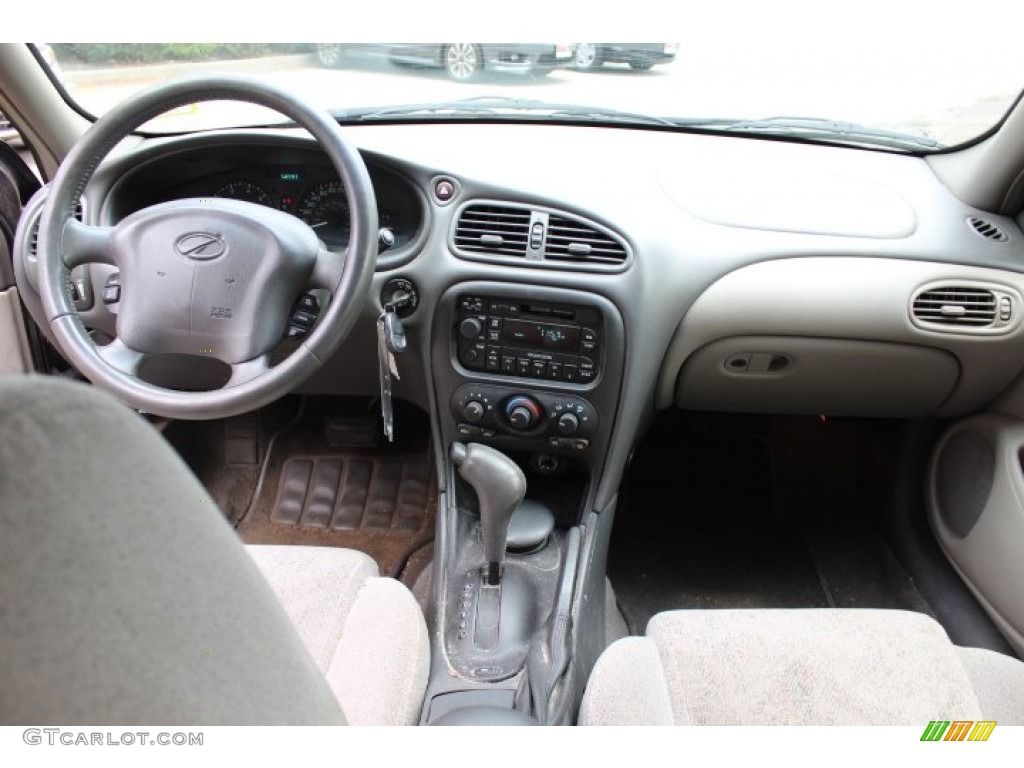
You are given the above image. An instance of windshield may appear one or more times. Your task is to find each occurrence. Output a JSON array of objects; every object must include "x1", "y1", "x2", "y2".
[{"x1": 39, "y1": 32, "x2": 1024, "y2": 151}]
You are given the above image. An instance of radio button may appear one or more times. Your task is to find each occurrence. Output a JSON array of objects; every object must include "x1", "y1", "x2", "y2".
[
  {"x1": 563, "y1": 364, "x2": 579, "y2": 382},
  {"x1": 516, "y1": 358, "x2": 532, "y2": 376},
  {"x1": 501, "y1": 356, "x2": 516, "y2": 373},
  {"x1": 548, "y1": 362, "x2": 563, "y2": 379}
]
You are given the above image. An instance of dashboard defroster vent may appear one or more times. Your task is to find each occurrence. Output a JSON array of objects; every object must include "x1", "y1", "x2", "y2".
[
  {"x1": 967, "y1": 216, "x2": 1008, "y2": 243},
  {"x1": 452, "y1": 200, "x2": 630, "y2": 272},
  {"x1": 453, "y1": 204, "x2": 530, "y2": 258}
]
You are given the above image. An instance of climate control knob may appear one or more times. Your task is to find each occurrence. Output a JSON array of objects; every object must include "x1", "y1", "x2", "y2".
[
  {"x1": 557, "y1": 412, "x2": 580, "y2": 435},
  {"x1": 463, "y1": 400, "x2": 485, "y2": 423},
  {"x1": 504, "y1": 396, "x2": 543, "y2": 431}
]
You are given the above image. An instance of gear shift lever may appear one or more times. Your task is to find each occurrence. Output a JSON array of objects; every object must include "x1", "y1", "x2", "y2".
[{"x1": 451, "y1": 442, "x2": 526, "y2": 585}]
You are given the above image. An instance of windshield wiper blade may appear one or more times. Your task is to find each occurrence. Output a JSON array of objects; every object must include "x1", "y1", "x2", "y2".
[
  {"x1": 345, "y1": 97, "x2": 677, "y2": 126},
  {"x1": 677, "y1": 115, "x2": 941, "y2": 151}
]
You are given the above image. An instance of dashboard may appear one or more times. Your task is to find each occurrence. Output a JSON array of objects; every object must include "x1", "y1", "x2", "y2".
[{"x1": 14, "y1": 121, "x2": 1024, "y2": 512}]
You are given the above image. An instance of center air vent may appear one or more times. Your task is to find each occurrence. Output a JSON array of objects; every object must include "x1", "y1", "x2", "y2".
[
  {"x1": 453, "y1": 204, "x2": 530, "y2": 258},
  {"x1": 546, "y1": 215, "x2": 628, "y2": 265},
  {"x1": 911, "y1": 284, "x2": 1018, "y2": 334},
  {"x1": 453, "y1": 200, "x2": 630, "y2": 271}
]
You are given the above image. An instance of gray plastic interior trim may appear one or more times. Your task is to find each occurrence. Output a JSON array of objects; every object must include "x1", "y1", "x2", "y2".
[
  {"x1": 658, "y1": 257, "x2": 1024, "y2": 417},
  {"x1": 0, "y1": 287, "x2": 32, "y2": 374},
  {"x1": 928, "y1": 96, "x2": 1024, "y2": 215},
  {"x1": 928, "y1": 413, "x2": 1024, "y2": 656},
  {"x1": 676, "y1": 336, "x2": 960, "y2": 418}
]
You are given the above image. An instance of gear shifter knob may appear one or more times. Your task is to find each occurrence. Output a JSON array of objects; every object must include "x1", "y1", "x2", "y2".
[{"x1": 451, "y1": 442, "x2": 527, "y2": 585}]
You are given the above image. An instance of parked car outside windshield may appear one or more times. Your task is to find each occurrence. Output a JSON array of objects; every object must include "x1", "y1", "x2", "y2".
[{"x1": 39, "y1": 31, "x2": 1024, "y2": 151}]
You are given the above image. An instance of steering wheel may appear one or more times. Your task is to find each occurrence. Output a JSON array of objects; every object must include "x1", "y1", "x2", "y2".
[{"x1": 37, "y1": 76, "x2": 377, "y2": 419}]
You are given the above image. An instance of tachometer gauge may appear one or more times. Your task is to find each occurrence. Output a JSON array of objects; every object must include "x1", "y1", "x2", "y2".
[
  {"x1": 298, "y1": 181, "x2": 350, "y2": 247},
  {"x1": 214, "y1": 181, "x2": 273, "y2": 206}
]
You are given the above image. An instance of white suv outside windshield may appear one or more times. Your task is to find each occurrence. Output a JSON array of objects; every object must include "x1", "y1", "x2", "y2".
[{"x1": 39, "y1": 28, "x2": 1024, "y2": 150}]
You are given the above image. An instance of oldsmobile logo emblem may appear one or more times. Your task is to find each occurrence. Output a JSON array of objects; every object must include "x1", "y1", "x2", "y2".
[{"x1": 174, "y1": 232, "x2": 227, "y2": 260}]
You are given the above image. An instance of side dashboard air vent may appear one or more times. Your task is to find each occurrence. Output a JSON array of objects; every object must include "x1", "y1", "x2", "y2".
[
  {"x1": 911, "y1": 284, "x2": 1018, "y2": 334},
  {"x1": 28, "y1": 201, "x2": 85, "y2": 258},
  {"x1": 967, "y1": 216, "x2": 1008, "y2": 243},
  {"x1": 452, "y1": 201, "x2": 630, "y2": 271},
  {"x1": 453, "y1": 204, "x2": 531, "y2": 258}
]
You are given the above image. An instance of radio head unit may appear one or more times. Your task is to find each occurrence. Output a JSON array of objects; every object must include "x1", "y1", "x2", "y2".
[{"x1": 456, "y1": 295, "x2": 601, "y2": 384}]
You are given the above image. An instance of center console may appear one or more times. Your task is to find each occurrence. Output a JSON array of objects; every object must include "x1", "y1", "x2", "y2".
[{"x1": 422, "y1": 281, "x2": 624, "y2": 724}]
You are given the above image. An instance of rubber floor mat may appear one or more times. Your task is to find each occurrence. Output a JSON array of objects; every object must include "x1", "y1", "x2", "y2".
[{"x1": 237, "y1": 398, "x2": 436, "y2": 578}]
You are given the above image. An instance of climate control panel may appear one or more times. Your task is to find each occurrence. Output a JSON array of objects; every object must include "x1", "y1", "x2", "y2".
[{"x1": 451, "y1": 384, "x2": 599, "y2": 452}]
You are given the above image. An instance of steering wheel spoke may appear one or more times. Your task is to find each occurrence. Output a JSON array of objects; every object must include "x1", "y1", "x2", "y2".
[
  {"x1": 309, "y1": 245, "x2": 349, "y2": 291},
  {"x1": 96, "y1": 338, "x2": 146, "y2": 376},
  {"x1": 225, "y1": 354, "x2": 272, "y2": 388},
  {"x1": 62, "y1": 219, "x2": 116, "y2": 268}
]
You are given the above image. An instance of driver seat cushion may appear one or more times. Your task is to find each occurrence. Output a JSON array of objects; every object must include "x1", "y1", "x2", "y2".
[
  {"x1": 248, "y1": 545, "x2": 429, "y2": 726},
  {"x1": 580, "y1": 608, "x2": 1024, "y2": 725}
]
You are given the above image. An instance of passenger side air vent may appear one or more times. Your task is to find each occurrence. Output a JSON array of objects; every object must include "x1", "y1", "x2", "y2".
[
  {"x1": 910, "y1": 284, "x2": 1020, "y2": 334},
  {"x1": 452, "y1": 200, "x2": 630, "y2": 271},
  {"x1": 967, "y1": 216, "x2": 1008, "y2": 243},
  {"x1": 453, "y1": 204, "x2": 530, "y2": 258},
  {"x1": 545, "y1": 215, "x2": 628, "y2": 265}
]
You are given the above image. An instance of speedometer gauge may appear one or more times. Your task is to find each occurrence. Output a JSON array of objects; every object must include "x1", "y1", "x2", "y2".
[
  {"x1": 298, "y1": 181, "x2": 350, "y2": 247},
  {"x1": 215, "y1": 181, "x2": 273, "y2": 206}
]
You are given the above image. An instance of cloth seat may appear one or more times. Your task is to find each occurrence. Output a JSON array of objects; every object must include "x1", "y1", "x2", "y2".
[
  {"x1": 247, "y1": 545, "x2": 428, "y2": 725},
  {"x1": 580, "y1": 608, "x2": 1024, "y2": 726},
  {"x1": 0, "y1": 376, "x2": 428, "y2": 725}
]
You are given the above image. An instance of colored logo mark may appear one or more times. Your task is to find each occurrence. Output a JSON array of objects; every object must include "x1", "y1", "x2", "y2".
[{"x1": 921, "y1": 721, "x2": 996, "y2": 742}]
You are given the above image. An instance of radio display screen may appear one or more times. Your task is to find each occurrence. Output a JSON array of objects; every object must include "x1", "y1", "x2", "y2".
[{"x1": 503, "y1": 320, "x2": 580, "y2": 351}]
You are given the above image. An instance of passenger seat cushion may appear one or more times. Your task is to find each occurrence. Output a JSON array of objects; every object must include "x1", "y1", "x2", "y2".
[
  {"x1": 580, "y1": 608, "x2": 995, "y2": 726},
  {"x1": 956, "y1": 647, "x2": 1024, "y2": 725},
  {"x1": 578, "y1": 637, "x2": 676, "y2": 726},
  {"x1": 246, "y1": 545, "x2": 378, "y2": 672},
  {"x1": 647, "y1": 609, "x2": 982, "y2": 725}
]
